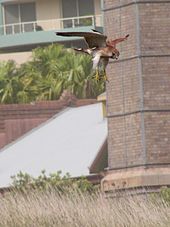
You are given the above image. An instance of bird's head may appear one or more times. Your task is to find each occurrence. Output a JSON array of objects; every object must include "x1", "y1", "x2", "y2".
[{"x1": 111, "y1": 49, "x2": 120, "y2": 60}]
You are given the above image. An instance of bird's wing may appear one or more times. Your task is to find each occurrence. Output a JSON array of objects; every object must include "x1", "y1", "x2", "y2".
[
  {"x1": 56, "y1": 30, "x2": 107, "y2": 48},
  {"x1": 108, "y1": 34, "x2": 129, "y2": 47}
]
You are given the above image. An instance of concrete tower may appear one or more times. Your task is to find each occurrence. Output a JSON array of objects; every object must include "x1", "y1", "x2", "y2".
[{"x1": 102, "y1": 0, "x2": 170, "y2": 192}]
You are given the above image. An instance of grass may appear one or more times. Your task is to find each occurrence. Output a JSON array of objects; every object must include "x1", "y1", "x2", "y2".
[{"x1": 0, "y1": 188, "x2": 170, "y2": 227}]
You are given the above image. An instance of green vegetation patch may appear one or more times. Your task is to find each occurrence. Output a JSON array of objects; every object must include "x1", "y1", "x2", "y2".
[{"x1": 0, "y1": 45, "x2": 105, "y2": 104}]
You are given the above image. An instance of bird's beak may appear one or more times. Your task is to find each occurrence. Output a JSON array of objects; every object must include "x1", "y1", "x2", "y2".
[{"x1": 111, "y1": 54, "x2": 119, "y2": 60}]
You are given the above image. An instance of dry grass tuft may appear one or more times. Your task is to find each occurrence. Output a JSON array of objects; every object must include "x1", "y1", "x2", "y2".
[{"x1": 0, "y1": 189, "x2": 170, "y2": 227}]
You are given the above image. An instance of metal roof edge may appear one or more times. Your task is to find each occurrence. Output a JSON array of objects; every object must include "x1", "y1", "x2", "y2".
[{"x1": 89, "y1": 135, "x2": 108, "y2": 173}]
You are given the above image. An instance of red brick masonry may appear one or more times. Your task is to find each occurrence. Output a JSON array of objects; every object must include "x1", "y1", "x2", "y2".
[{"x1": 0, "y1": 91, "x2": 96, "y2": 150}]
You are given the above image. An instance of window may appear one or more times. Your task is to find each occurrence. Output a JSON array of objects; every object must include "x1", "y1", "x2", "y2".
[
  {"x1": 4, "y1": 2, "x2": 36, "y2": 34},
  {"x1": 62, "y1": 0, "x2": 94, "y2": 28},
  {"x1": 78, "y1": 0, "x2": 94, "y2": 16}
]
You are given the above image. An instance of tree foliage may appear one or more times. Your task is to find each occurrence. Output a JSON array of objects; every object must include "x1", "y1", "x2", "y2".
[{"x1": 0, "y1": 44, "x2": 105, "y2": 104}]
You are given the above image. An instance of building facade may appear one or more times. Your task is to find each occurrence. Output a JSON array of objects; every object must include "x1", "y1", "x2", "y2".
[
  {"x1": 102, "y1": 0, "x2": 170, "y2": 192},
  {"x1": 0, "y1": 0, "x2": 102, "y2": 62}
]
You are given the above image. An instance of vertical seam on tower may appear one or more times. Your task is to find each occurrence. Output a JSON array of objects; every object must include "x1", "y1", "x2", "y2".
[
  {"x1": 119, "y1": 0, "x2": 128, "y2": 168},
  {"x1": 134, "y1": 0, "x2": 147, "y2": 165}
]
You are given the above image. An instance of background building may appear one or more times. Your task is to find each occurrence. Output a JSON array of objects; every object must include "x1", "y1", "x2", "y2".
[
  {"x1": 0, "y1": 0, "x2": 102, "y2": 63},
  {"x1": 102, "y1": 0, "x2": 170, "y2": 192},
  {"x1": 0, "y1": 101, "x2": 107, "y2": 188}
]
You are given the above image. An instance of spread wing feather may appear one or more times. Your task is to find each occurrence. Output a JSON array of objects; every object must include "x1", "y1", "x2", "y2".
[
  {"x1": 108, "y1": 34, "x2": 130, "y2": 47},
  {"x1": 56, "y1": 30, "x2": 107, "y2": 48}
]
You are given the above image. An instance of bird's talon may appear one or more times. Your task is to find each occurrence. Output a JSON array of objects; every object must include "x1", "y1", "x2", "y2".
[
  {"x1": 95, "y1": 76, "x2": 100, "y2": 81},
  {"x1": 102, "y1": 70, "x2": 109, "y2": 82},
  {"x1": 95, "y1": 70, "x2": 100, "y2": 81},
  {"x1": 103, "y1": 75, "x2": 109, "y2": 82}
]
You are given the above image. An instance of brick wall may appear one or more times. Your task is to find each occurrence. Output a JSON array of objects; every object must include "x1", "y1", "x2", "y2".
[
  {"x1": 0, "y1": 92, "x2": 97, "y2": 150},
  {"x1": 0, "y1": 100, "x2": 67, "y2": 149},
  {"x1": 104, "y1": 0, "x2": 170, "y2": 169}
]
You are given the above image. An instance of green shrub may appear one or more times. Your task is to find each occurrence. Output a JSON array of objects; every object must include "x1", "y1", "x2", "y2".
[
  {"x1": 11, "y1": 170, "x2": 96, "y2": 193},
  {"x1": 158, "y1": 187, "x2": 170, "y2": 204},
  {"x1": 150, "y1": 187, "x2": 170, "y2": 205}
]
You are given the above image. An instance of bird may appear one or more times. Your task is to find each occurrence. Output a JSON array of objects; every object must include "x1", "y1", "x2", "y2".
[{"x1": 56, "y1": 30, "x2": 129, "y2": 81}]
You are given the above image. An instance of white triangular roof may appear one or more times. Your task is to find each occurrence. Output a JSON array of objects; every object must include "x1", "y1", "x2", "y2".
[{"x1": 0, "y1": 103, "x2": 107, "y2": 188}]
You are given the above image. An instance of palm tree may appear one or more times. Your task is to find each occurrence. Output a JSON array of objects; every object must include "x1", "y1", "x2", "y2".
[
  {"x1": 60, "y1": 51, "x2": 105, "y2": 98},
  {"x1": 0, "y1": 44, "x2": 105, "y2": 104},
  {"x1": 0, "y1": 60, "x2": 21, "y2": 103},
  {"x1": 28, "y1": 44, "x2": 104, "y2": 100},
  {"x1": 31, "y1": 44, "x2": 67, "y2": 78},
  {"x1": 30, "y1": 45, "x2": 67, "y2": 101}
]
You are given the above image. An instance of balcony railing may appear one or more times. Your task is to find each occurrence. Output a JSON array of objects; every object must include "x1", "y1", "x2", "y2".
[{"x1": 0, "y1": 15, "x2": 103, "y2": 35}]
